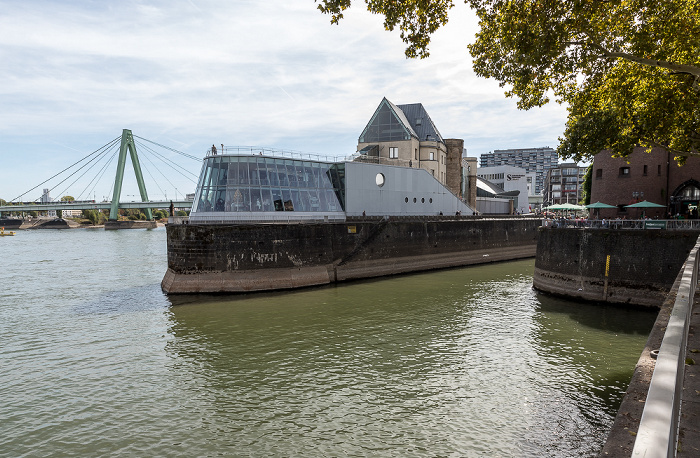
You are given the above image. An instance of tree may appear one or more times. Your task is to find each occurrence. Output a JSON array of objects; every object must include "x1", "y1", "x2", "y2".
[
  {"x1": 580, "y1": 164, "x2": 592, "y2": 205},
  {"x1": 60, "y1": 195, "x2": 75, "y2": 201},
  {"x1": 316, "y1": 0, "x2": 700, "y2": 162}
]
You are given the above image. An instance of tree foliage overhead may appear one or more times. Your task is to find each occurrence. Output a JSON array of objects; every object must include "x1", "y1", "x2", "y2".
[{"x1": 316, "y1": 0, "x2": 700, "y2": 162}]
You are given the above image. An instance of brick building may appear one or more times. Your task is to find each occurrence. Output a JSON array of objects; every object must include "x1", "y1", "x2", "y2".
[{"x1": 590, "y1": 147, "x2": 700, "y2": 219}]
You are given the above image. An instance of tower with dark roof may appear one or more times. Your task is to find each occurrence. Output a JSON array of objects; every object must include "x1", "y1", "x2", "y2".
[{"x1": 357, "y1": 97, "x2": 449, "y2": 186}]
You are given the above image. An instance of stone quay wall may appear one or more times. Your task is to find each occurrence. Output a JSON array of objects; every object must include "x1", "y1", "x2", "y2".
[
  {"x1": 534, "y1": 227, "x2": 700, "y2": 307},
  {"x1": 162, "y1": 218, "x2": 540, "y2": 294}
]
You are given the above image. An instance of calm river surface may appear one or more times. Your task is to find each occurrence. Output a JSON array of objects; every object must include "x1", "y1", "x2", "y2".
[{"x1": 1, "y1": 227, "x2": 657, "y2": 457}]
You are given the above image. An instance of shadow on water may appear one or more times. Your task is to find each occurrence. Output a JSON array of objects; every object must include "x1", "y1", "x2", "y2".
[
  {"x1": 535, "y1": 290, "x2": 658, "y2": 335},
  {"x1": 72, "y1": 284, "x2": 171, "y2": 315}
]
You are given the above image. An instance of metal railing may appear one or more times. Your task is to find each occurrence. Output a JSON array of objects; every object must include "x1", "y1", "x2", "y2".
[
  {"x1": 541, "y1": 219, "x2": 700, "y2": 230},
  {"x1": 206, "y1": 146, "x2": 343, "y2": 164},
  {"x1": 205, "y1": 147, "x2": 437, "y2": 169},
  {"x1": 632, "y1": 235, "x2": 700, "y2": 457}
]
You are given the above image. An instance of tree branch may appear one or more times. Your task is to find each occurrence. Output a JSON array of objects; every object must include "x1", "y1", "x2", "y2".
[{"x1": 578, "y1": 40, "x2": 700, "y2": 78}]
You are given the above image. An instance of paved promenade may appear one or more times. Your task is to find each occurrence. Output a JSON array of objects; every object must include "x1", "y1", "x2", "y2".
[{"x1": 678, "y1": 290, "x2": 700, "y2": 456}]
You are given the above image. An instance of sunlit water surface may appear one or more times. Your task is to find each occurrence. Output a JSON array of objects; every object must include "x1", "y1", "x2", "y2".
[{"x1": 0, "y1": 227, "x2": 656, "y2": 456}]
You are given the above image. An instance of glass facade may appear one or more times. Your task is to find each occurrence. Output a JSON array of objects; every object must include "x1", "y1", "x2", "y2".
[
  {"x1": 359, "y1": 103, "x2": 411, "y2": 143},
  {"x1": 193, "y1": 156, "x2": 346, "y2": 214}
]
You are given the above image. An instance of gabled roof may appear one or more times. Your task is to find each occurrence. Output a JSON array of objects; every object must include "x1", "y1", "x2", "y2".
[
  {"x1": 386, "y1": 99, "x2": 418, "y2": 138},
  {"x1": 358, "y1": 97, "x2": 446, "y2": 145},
  {"x1": 358, "y1": 97, "x2": 417, "y2": 144},
  {"x1": 396, "y1": 102, "x2": 444, "y2": 144}
]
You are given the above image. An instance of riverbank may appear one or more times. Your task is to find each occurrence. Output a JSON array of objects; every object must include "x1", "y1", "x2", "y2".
[
  {"x1": 0, "y1": 218, "x2": 165, "y2": 230},
  {"x1": 598, "y1": 270, "x2": 679, "y2": 456}
]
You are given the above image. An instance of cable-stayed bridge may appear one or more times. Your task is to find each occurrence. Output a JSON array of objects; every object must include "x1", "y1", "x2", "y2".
[{"x1": 0, "y1": 129, "x2": 200, "y2": 220}]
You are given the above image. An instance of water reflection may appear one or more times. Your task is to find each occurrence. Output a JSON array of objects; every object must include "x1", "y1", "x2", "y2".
[{"x1": 163, "y1": 261, "x2": 656, "y2": 456}]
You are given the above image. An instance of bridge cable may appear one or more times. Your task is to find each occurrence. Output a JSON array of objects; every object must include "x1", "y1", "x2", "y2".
[
  {"x1": 133, "y1": 135, "x2": 201, "y2": 162},
  {"x1": 53, "y1": 142, "x2": 117, "y2": 202},
  {"x1": 136, "y1": 143, "x2": 190, "y2": 199},
  {"x1": 86, "y1": 149, "x2": 119, "y2": 203},
  {"x1": 134, "y1": 139, "x2": 199, "y2": 181},
  {"x1": 135, "y1": 152, "x2": 168, "y2": 199},
  {"x1": 9, "y1": 136, "x2": 121, "y2": 203},
  {"x1": 77, "y1": 146, "x2": 120, "y2": 201}
]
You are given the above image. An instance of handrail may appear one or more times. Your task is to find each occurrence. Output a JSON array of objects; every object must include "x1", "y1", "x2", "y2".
[
  {"x1": 632, "y1": 235, "x2": 700, "y2": 457},
  {"x1": 541, "y1": 219, "x2": 700, "y2": 230},
  {"x1": 206, "y1": 146, "x2": 343, "y2": 164}
]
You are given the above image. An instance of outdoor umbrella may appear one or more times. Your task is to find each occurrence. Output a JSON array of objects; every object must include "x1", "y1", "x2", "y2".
[
  {"x1": 585, "y1": 201, "x2": 617, "y2": 218},
  {"x1": 624, "y1": 200, "x2": 666, "y2": 208},
  {"x1": 625, "y1": 200, "x2": 666, "y2": 218},
  {"x1": 585, "y1": 201, "x2": 617, "y2": 209},
  {"x1": 546, "y1": 203, "x2": 586, "y2": 211}
]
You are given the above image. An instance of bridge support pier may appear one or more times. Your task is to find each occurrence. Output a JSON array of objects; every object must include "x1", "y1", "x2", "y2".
[
  {"x1": 104, "y1": 220, "x2": 157, "y2": 230},
  {"x1": 109, "y1": 129, "x2": 153, "y2": 221}
]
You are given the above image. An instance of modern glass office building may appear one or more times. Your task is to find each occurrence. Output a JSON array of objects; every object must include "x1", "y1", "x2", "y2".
[
  {"x1": 192, "y1": 154, "x2": 346, "y2": 220},
  {"x1": 189, "y1": 149, "x2": 475, "y2": 222}
]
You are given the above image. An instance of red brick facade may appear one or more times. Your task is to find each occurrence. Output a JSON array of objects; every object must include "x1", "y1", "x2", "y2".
[{"x1": 590, "y1": 147, "x2": 700, "y2": 219}]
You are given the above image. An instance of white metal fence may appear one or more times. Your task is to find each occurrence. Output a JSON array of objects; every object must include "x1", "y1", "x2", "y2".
[
  {"x1": 541, "y1": 219, "x2": 700, "y2": 230},
  {"x1": 631, "y1": 235, "x2": 700, "y2": 457}
]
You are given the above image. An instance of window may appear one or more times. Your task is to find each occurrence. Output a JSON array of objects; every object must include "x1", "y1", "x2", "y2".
[
  {"x1": 429, "y1": 152, "x2": 435, "y2": 161},
  {"x1": 643, "y1": 165, "x2": 648, "y2": 176},
  {"x1": 619, "y1": 167, "x2": 630, "y2": 176},
  {"x1": 389, "y1": 147, "x2": 398, "y2": 159},
  {"x1": 682, "y1": 186, "x2": 700, "y2": 199},
  {"x1": 375, "y1": 173, "x2": 385, "y2": 187},
  {"x1": 415, "y1": 149, "x2": 418, "y2": 160},
  {"x1": 658, "y1": 164, "x2": 662, "y2": 175},
  {"x1": 595, "y1": 169, "x2": 602, "y2": 179}
]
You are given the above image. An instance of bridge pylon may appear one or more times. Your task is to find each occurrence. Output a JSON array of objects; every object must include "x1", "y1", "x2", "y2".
[{"x1": 109, "y1": 129, "x2": 153, "y2": 221}]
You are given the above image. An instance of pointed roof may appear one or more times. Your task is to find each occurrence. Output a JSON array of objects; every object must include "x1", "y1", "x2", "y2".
[
  {"x1": 359, "y1": 97, "x2": 447, "y2": 146},
  {"x1": 358, "y1": 97, "x2": 417, "y2": 143},
  {"x1": 396, "y1": 102, "x2": 444, "y2": 144},
  {"x1": 386, "y1": 99, "x2": 418, "y2": 138}
]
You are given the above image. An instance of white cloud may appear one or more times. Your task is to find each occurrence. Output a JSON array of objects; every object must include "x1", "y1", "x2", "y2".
[{"x1": 0, "y1": 0, "x2": 569, "y2": 201}]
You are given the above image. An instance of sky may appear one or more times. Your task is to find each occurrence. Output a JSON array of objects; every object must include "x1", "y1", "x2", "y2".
[{"x1": 0, "y1": 0, "x2": 569, "y2": 202}]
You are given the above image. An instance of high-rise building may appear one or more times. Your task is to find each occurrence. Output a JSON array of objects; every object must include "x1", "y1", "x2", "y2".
[
  {"x1": 542, "y1": 163, "x2": 587, "y2": 206},
  {"x1": 480, "y1": 147, "x2": 558, "y2": 195}
]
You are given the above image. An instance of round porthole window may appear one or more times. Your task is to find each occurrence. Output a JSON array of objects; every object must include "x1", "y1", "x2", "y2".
[
  {"x1": 421, "y1": 198, "x2": 425, "y2": 203},
  {"x1": 376, "y1": 173, "x2": 385, "y2": 187},
  {"x1": 405, "y1": 197, "x2": 409, "y2": 203},
  {"x1": 429, "y1": 198, "x2": 433, "y2": 203},
  {"x1": 413, "y1": 197, "x2": 417, "y2": 203}
]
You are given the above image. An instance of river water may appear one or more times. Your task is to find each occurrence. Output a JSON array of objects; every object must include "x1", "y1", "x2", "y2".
[{"x1": 1, "y1": 227, "x2": 656, "y2": 457}]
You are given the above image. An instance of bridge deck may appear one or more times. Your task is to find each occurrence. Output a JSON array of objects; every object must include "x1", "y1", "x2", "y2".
[{"x1": 0, "y1": 200, "x2": 192, "y2": 213}]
